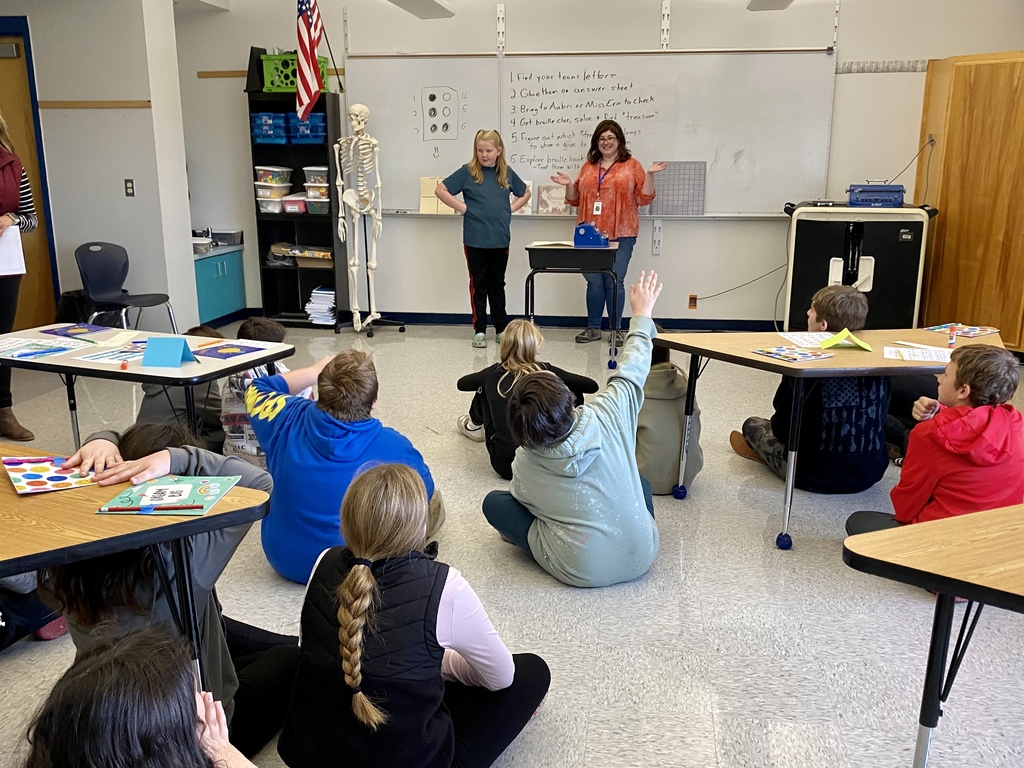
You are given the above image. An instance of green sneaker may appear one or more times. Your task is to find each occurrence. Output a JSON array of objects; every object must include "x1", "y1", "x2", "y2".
[
  {"x1": 472, "y1": 332, "x2": 487, "y2": 348},
  {"x1": 495, "y1": 332, "x2": 504, "y2": 345}
]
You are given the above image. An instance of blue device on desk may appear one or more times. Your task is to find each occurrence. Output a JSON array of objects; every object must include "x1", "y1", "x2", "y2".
[
  {"x1": 847, "y1": 184, "x2": 905, "y2": 208},
  {"x1": 573, "y1": 222, "x2": 609, "y2": 248}
]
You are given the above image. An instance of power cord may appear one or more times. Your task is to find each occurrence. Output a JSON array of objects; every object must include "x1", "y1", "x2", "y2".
[{"x1": 696, "y1": 264, "x2": 787, "y2": 302}]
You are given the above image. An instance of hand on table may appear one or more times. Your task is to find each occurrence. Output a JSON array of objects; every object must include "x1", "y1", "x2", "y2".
[
  {"x1": 912, "y1": 396, "x2": 941, "y2": 422},
  {"x1": 629, "y1": 271, "x2": 663, "y2": 318},
  {"x1": 91, "y1": 449, "x2": 172, "y2": 486},
  {"x1": 64, "y1": 439, "x2": 122, "y2": 474}
]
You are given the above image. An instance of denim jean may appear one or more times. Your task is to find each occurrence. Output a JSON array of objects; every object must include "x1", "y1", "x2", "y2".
[{"x1": 584, "y1": 236, "x2": 635, "y2": 331}]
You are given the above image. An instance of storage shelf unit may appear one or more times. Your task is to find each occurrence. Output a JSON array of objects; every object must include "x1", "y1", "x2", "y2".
[{"x1": 247, "y1": 91, "x2": 347, "y2": 331}]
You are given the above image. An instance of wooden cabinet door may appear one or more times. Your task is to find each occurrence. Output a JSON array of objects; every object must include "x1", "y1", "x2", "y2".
[{"x1": 925, "y1": 59, "x2": 1024, "y2": 348}]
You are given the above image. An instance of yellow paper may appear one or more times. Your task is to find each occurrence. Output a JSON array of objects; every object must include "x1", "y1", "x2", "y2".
[{"x1": 819, "y1": 328, "x2": 873, "y2": 352}]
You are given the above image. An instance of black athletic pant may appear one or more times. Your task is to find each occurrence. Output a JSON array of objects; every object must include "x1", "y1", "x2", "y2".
[
  {"x1": 224, "y1": 616, "x2": 301, "y2": 758},
  {"x1": 448, "y1": 652, "x2": 551, "y2": 768},
  {"x1": 0, "y1": 587, "x2": 58, "y2": 652},
  {"x1": 465, "y1": 246, "x2": 509, "y2": 334},
  {"x1": 0, "y1": 275, "x2": 23, "y2": 408}
]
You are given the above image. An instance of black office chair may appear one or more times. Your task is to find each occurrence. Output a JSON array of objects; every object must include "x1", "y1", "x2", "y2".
[{"x1": 74, "y1": 242, "x2": 178, "y2": 333}]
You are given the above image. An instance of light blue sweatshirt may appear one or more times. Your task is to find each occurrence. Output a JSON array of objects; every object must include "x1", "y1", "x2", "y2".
[{"x1": 511, "y1": 315, "x2": 660, "y2": 587}]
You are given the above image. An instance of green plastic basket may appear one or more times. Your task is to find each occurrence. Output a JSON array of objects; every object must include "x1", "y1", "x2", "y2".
[{"x1": 261, "y1": 54, "x2": 329, "y2": 93}]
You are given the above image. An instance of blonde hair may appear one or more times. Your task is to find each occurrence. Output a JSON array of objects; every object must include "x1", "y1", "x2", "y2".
[
  {"x1": 317, "y1": 350, "x2": 378, "y2": 422},
  {"x1": 0, "y1": 109, "x2": 15, "y2": 154},
  {"x1": 335, "y1": 464, "x2": 430, "y2": 731},
  {"x1": 467, "y1": 129, "x2": 509, "y2": 188},
  {"x1": 497, "y1": 319, "x2": 545, "y2": 397}
]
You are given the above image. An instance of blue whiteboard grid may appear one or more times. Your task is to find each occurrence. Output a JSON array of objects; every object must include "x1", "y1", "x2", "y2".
[{"x1": 641, "y1": 161, "x2": 706, "y2": 216}]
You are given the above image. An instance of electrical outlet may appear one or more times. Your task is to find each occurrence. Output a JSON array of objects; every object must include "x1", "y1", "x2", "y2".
[
  {"x1": 651, "y1": 218, "x2": 662, "y2": 256},
  {"x1": 124, "y1": 179, "x2": 135, "y2": 197},
  {"x1": 688, "y1": 294, "x2": 698, "y2": 309},
  {"x1": 927, "y1": 133, "x2": 935, "y2": 145}
]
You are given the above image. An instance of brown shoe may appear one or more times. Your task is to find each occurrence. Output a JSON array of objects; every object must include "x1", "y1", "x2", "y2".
[
  {"x1": 0, "y1": 407, "x2": 34, "y2": 441},
  {"x1": 729, "y1": 430, "x2": 765, "y2": 464}
]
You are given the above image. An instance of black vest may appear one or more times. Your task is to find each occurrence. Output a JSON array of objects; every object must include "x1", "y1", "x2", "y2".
[{"x1": 278, "y1": 547, "x2": 452, "y2": 768}]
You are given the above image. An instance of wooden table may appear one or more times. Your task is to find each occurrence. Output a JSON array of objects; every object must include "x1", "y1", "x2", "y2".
[
  {"x1": 0, "y1": 324, "x2": 294, "y2": 448},
  {"x1": 525, "y1": 242, "x2": 619, "y2": 368},
  {"x1": 654, "y1": 328, "x2": 1003, "y2": 548},
  {"x1": 843, "y1": 504, "x2": 1024, "y2": 767},
  {"x1": 0, "y1": 443, "x2": 270, "y2": 684}
]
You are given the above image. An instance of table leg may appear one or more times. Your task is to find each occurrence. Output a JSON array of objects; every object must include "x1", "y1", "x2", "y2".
[
  {"x1": 62, "y1": 375, "x2": 81, "y2": 450},
  {"x1": 674, "y1": 353, "x2": 702, "y2": 500},
  {"x1": 913, "y1": 594, "x2": 957, "y2": 768},
  {"x1": 607, "y1": 268, "x2": 618, "y2": 370},
  {"x1": 777, "y1": 377, "x2": 804, "y2": 550},
  {"x1": 524, "y1": 271, "x2": 536, "y2": 323},
  {"x1": 170, "y1": 538, "x2": 206, "y2": 689},
  {"x1": 183, "y1": 385, "x2": 198, "y2": 438}
]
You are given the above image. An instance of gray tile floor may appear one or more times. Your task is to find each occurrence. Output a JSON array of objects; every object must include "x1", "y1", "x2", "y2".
[{"x1": 1, "y1": 322, "x2": 1022, "y2": 768}]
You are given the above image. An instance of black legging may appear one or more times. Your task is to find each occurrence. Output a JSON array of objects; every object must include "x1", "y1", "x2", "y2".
[
  {"x1": 223, "y1": 616, "x2": 301, "y2": 758},
  {"x1": 0, "y1": 275, "x2": 23, "y2": 408},
  {"x1": 448, "y1": 653, "x2": 551, "y2": 768}
]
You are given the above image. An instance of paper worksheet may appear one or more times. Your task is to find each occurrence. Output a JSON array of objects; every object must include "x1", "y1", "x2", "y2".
[
  {"x1": 0, "y1": 225, "x2": 25, "y2": 276},
  {"x1": 883, "y1": 346, "x2": 951, "y2": 363},
  {"x1": 776, "y1": 331, "x2": 833, "y2": 347}
]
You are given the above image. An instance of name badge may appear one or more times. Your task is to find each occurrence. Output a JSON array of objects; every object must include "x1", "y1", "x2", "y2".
[{"x1": 592, "y1": 201, "x2": 602, "y2": 215}]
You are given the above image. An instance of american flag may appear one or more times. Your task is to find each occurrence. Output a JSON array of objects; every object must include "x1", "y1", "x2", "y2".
[{"x1": 296, "y1": 0, "x2": 324, "y2": 121}]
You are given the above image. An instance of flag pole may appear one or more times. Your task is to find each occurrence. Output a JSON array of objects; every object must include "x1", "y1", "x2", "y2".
[{"x1": 321, "y1": 25, "x2": 344, "y2": 93}]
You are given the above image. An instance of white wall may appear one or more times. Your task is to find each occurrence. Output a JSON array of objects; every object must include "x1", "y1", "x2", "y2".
[
  {"x1": 1, "y1": 0, "x2": 196, "y2": 331},
  {"x1": 17, "y1": 0, "x2": 1024, "y2": 325}
]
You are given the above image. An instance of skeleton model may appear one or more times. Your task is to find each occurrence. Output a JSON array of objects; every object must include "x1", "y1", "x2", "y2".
[{"x1": 335, "y1": 103, "x2": 382, "y2": 332}]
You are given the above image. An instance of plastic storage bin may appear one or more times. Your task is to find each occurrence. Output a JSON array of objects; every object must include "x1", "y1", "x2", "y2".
[
  {"x1": 210, "y1": 230, "x2": 243, "y2": 246},
  {"x1": 255, "y1": 182, "x2": 292, "y2": 199},
  {"x1": 282, "y1": 194, "x2": 307, "y2": 214},
  {"x1": 257, "y1": 198, "x2": 284, "y2": 213},
  {"x1": 252, "y1": 113, "x2": 286, "y2": 126},
  {"x1": 255, "y1": 166, "x2": 293, "y2": 184},
  {"x1": 192, "y1": 237, "x2": 213, "y2": 255},
  {"x1": 261, "y1": 54, "x2": 329, "y2": 93},
  {"x1": 306, "y1": 197, "x2": 329, "y2": 215},
  {"x1": 303, "y1": 166, "x2": 329, "y2": 184},
  {"x1": 305, "y1": 183, "x2": 329, "y2": 199}
]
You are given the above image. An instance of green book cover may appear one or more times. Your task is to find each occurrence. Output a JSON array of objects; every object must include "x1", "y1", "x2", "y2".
[{"x1": 98, "y1": 475, "x2": 242, "y2": 515}]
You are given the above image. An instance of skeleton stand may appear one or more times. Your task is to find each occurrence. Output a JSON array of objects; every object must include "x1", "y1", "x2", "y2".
[{"x1": 356, "y1": 214, "x2": 404, "y2": 338}]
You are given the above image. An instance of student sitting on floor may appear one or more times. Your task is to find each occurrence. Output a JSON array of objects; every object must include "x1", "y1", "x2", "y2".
[
  {"x1": 220, "y1": 317, "x2": 312, "y2": 469},
  {"x1": 136, "y1": 324, "x2": 226, "y2": 452},
  {"x1": 278, "y1": 463, "x2": 550, "y2": 768},
  {"x1": 480, "y1": 272, "x2": 662, "y2": 588},
  {"x1": 884, "y1": 374, "x2": 939, "y2": 464},
  {"x1": 24, "y1": 626, "x2": 256, "y2": 768},
  {"x1": 0, "y1": 576, "x2": 66, "y2": 653},
  {"x1": 48, "y1": 422, "x2": 300, "y2": 758},
  {"x1": 636, "y1": 336, "x2": 704, "y2": 495},
  {"x1": 730, "y1": 285, "x2": 891, "y2": 494},
  {"x1": 846, "y1": 344, "x2": 1024, "y2": 535},
  {"x1": 245, "y1": 349, "x2": 444, "y2": 585},
  {"x1": 456, "y1": 318, "x2": 598, "y2": 480}
]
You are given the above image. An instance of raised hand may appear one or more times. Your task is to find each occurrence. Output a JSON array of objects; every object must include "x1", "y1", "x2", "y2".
[
  {"x1": 549, "y1": 172, "x2": 572, "y2": 186},
  {"x1": 647, "y1": 162, "x2": 668, "y2": 174},
  {"x1": 629, "y1": 270, "x2": 663, "y2": 318}
]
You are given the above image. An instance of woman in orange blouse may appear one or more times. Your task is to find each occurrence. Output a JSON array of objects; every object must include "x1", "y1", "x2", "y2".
[{"x1": 551, "y1": 120, "x2": 666, "y2": 345}]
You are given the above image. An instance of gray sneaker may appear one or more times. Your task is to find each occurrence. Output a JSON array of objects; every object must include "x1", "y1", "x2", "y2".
[
  {"x1": 575, "y1": 327, "x2": 601, "y2": 343},
  {"x1": 611, "y1": 330, "x2": 625, "y2": 347}
]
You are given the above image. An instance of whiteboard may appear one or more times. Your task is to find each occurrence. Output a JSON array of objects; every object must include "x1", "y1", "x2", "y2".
[
  {"x1": 344, "y1": 51, "x2": 834, "y2": 214},
  {"x1": 344, "y1": 56, "x2": 500, "y2": 211}
]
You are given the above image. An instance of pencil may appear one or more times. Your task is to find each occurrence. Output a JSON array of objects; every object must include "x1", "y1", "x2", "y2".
[
  {"x1": 196, "y1": 339, "x2": 224, "y2": 348},
  {"x1": 103, "y1": 504, "x2": 206, "y2": 512}
]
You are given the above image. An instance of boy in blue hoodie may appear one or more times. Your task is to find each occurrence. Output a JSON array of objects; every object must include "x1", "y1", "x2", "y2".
[
  {"x1": 481, "y1": 272, "x2": 662, "y2": 588},
  {"x1": 246, "y1": 350, "x2": 442, "y2": 584}
]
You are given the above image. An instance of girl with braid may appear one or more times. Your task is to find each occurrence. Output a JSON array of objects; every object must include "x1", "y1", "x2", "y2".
[{"x1": 279, "y1": 464, "x2": 550, "y2": 768}]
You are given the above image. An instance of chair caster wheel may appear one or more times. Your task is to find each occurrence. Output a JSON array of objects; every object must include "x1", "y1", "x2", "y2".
[
  {"x1": 776, "y1": 533, "x2": 792, "y2": 550},
  {"x1": 608, "y1": 360, "x2": 617, "y2": 370},
  {"x1": 366, "y1": 331, "x2": 374, "y2": 338},
  {"x1": 672, "y1": 484, "x2": 687, "y2": 500},
  {"x1": 399, "y1": 326, "x2": 406, "y2": 333}
]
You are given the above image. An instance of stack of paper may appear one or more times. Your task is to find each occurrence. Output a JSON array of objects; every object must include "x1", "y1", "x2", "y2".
[{"x1": 305, "y1": 286, "x2": 336, "y2": 325}]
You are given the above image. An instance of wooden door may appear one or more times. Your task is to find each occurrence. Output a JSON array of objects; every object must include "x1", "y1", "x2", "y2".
[
  {"x1": 0, "y1": 34, "x2": 55, "y2": 329},
  {"x1": 924, "y1": 58, "x2": 1024, "y2": 348}
]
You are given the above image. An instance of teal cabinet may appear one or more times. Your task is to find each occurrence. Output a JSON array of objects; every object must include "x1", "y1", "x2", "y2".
[{"x1": 195, "y1": 247, "x2": 246, "y2": 323}]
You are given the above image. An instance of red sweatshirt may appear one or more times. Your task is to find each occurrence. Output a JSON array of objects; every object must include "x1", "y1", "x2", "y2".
[{"x1": 891, "y1": 403, "x2": 1024, "y2": 524}]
